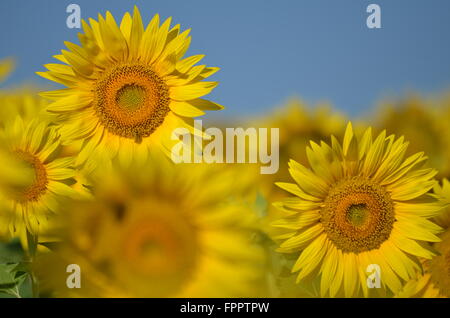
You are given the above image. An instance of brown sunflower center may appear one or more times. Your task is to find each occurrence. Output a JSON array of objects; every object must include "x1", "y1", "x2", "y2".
[
  {"x1": 320, "y1": 177, "x2": 395, "y2": 253},
  {"x1": 116, "y1": 201, "x2": 198, "y2": 297},
  {"x1": 12, "y1": 150, "x2": 48, "y2": 202},
  {"x1": 94, "y1": 64, "x2": 170, "y2": 143}
]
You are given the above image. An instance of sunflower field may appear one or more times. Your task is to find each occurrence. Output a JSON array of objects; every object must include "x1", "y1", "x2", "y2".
[{"x1": 0, "y1": 3, "x2": 449, "y2": 299}]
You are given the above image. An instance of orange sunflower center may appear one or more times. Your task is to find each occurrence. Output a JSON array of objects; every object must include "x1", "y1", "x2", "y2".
[
  {"x1": 94, "y1": 64, "x2": 170, "y2": 143},
  {"x1": 321, "y1": 177, "x2": 395, "y2": 253},
  {"x1": 12, "y1": 150, "x2": 48, "y2": 202},
  {"x1": 116, "y1": 201, "x2": 198, "y2": 297}
]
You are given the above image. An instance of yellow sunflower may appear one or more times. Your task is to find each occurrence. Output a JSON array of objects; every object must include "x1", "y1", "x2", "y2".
[
  {"x1": 0, "y1": 116, "x2": 81, "y2": 240},
  {"x1": 376, "y1": 96, "x2": 450, "y2": 179},
  {"x1": 253, "y1": 98, "x2": 347, "y2": 229},
  {"x1": 396, "y1": 228, "x2": 450, "y2": 298},
  {"x1": 255, "y1": 98, "x2": 346, "y2": 188},
  {"x1": 0, "y1": 147, "x2": 34, "y2": 231},
  {"x1": 246, "y1": 99, "x2": 348, "y2": 297},
  {"x1": 273, "y1": 122, "x2": 445, "y2": 297},
  {"x1": 0, "y1": 89, "x2": 49, "y2": 127},
  {"x1": 433, "y1": 179, "x2": 450, "y2": 229},
  {"x1": 35, "y1": 158, "x2": 264, "y2": 297},
  {"x1": 0, "y1": 57, "x2": 15, "y2": 84},
  {"x1": 37, "y1": 7, "x2": 222, "y2": 166}
]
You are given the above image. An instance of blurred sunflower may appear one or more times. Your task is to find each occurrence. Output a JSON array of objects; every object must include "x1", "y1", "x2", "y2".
[
  {"x1": 248, "y1": 99, "x2": 347, "y2": 297},
  {"x1": 37, "y1": 7, "x2": 222, "y2": 166},
  {"x1": 433, "y1": 179, "x2": 450, "y2": 229},
  {"x1": 35, "y1": 157, "x2": 264, "y2": 297},
  {"x1": 376, "y1": 96, "x2": 450, "y2": 179},
  {"x1": 0, "y1": 116, "x2": 80, "y2": 240},
  {"x1": 0, "y1": 145, "x2": 33, "y2": 194},
  {"x1": 0, "y1": 146, "x2": 34, "y2": 239},
  {"x1": 0, "y1": 57, "x2": 50, "y2": 127},
  {"x1": 396, "y1": 228, "x2": 450, "y2": 298},
  {"x1": 0, "y1": 57, "x2": 15, "y2": 83},
  {"x1": 253, "y1": 99, "x2": 346, "y2": 224},
  {"x1": 0, "y1": 89, "x2": 49, "y2": 127},
  {"x1": 255, "y1": 99, "x2": 346, "y2": 188},
  {"x1": 273, "y1": 122, "x2": 445, "y2": 297}
]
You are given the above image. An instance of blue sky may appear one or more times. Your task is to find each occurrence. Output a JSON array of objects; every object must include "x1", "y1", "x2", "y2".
[{"x1": 1, "y1": 0, "x2": 449, "y2": 118}]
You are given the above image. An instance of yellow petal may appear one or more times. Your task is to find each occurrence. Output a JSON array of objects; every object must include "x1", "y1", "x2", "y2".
[
  {"x1": 139, "y1": 14, "x2": 160, "y2": 62},
  {"x1": 390, "y1": 230, "x2": 435, "y2": 259},
  {"x1": 279, "y1": 224, "x2": 323, "y2": 251},
  {"x1": 177, "y1": 54, "x2": 204, "y2": 74},
  {"x1": 320, "y1": 244, "x2": 338, "y2": 297},
  {"x1": 185, "y1": 98, "x2": 224, "y2": 111},
  {"x1": 46, "y1": 94, "x2": 91, "y2": 113},
  {"x1": 47, "y1": 181, "x2": 77, "y2": 197},
  {"x1": 170, "y1": 81, "x2": 218, "y2": 101},
  {"x1": 129, "y1": 6, "x2": 144, "y2": 59},
  {"x1": 275, "y1": 182, "x2": 321, "y2": 202},
  {"x1": 294, "y1": 235, "x2": 327, "y2": 280},
  {"x1": 149, "y1": 17, "x2": 172, "y2": 64},
  {"x1": 47, "y1": 168, "x2": 76, "y2": 180},
  {"x1": 169, "y1": 100, "x2": 205, "y2": 117},
  {"x1": 343, "y1": 253, "x2": 357, "y2": 297},
  {"x1": 29, "y1": 122, "x2": 46, "y2": 153}
]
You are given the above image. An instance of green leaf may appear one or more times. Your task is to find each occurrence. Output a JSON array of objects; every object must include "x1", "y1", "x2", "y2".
[
  {"x1": 0, "y1": 263, "x2": 33, "y2": 298},
  {"x1": 0, "y1": 239, "x2": 25, "y2": 263},
  {"x1": 18, "y1": 274, "x2": 33, "y2": 298},
  {"x1": 0, "y1": 264, "x2": 20, "y2": 297},
  {"x1": 12, "y1": 262, "x2": 31, "y2": 280},
  {"x1": 0, "y1": 264, "x2": 18, "y2": 285},
  {"x1": 26, "y1": 230, "x2": 38, "y2": 259}
]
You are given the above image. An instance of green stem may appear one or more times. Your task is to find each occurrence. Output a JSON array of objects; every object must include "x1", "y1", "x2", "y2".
[{"x1": 26, "y1": 229, "x2": 39, "y2": 298}]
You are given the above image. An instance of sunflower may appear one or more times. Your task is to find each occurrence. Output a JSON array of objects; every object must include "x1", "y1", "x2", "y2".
[
  {"x1": 0, "y1": 89, "x2": 49, "y2": 127},
  {"x1": 252, "y1": 99, "x2": 347, "y2": 223},
  {"x1": 376, "y1": 96, "x2": 450, "y2": 179},
  {"x1": 35, "y1": 157, "x2": 264, "y2": 297},
  {"x1": 0, "y1": 58, "x2": 50, "y2": 127},
  {"x1": 0, "y1": 143, "x2": 33, "y2": 193},
  {"x1": 0, "y1": 57, "x2": 15, "y2": 84},
  {"x1": 395, "y1": 181, "x2": 450, "y2": 298},
  {"x1": 254, "y1": 98, "x2": 347, "y2": 229},
  {"x1": 0, "y1": 116, "x2": 81, "y2": 240},
  {"x1": 273, "y1": 122, "x2": 445, "y2": 297},
  {"x1": 37, "y1": 7, "x2": 222, "y2": 166},
  {"x1": 247, "y1": 99, "x2": 348, "y2": 297},
  {"x1": 433, "y1": 179, "x2": 450, "y2": 229},
  {"x1": 255, "y1": 98, "x2": 346, "y2": 189},
  {"x1": 396, "y1": 228, "x2": 450, "y2": 298},
  {"x1": 0, "y1": 147, "x2": 34, "y2": 236}
]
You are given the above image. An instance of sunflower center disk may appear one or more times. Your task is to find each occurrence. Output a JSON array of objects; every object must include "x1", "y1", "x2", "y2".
[
  {"x1": 118, "y1": 203, "x2": 198, "y2": 297},
  {"x1": 346, "y1": 203, "x2": 369, "y2": 227},
  {"x1": 116, "y1": 84, "x2": 147, "y2": 111},
  {"x1": 321, "y1": 177, "x2": 395, "y2": 253},
  {"x1": 94, "y1": 64, "x2": 170, "y2": 143},
  {"x1": 13, "y1": 150, "x2": 48, "y2": 202}
]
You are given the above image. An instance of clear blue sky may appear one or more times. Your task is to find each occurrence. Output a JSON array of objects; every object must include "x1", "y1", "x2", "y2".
[{"x1": 1, "y1": 0, "x2": 450, "y2": 118}]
